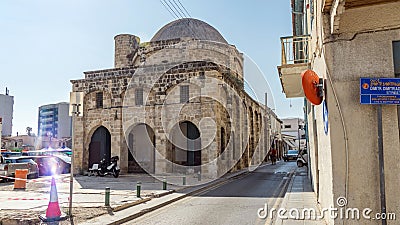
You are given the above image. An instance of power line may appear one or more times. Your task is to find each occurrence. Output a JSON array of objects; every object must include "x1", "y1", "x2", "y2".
[
  {"x1": 161, "y1": 0, "x2": 179, "y2": 19},
  {"x1": 173, "y1": 0, "x2": 187, "y2": 18},
  {"x1": 160, "y1": 0, "x2": 197, "y2": 40},
  {"x1": 177, "y1": 0, "x2": 191, "y2": 17},
  {"x1": 168, "y1": 0, "x2": 185, "y2": 18},
  {"x1": 167, "y1": 0, "x2": 197, "y2": 38},
  {"x1": 160, "y1": 0, "x2": 178, "y2": 19}
]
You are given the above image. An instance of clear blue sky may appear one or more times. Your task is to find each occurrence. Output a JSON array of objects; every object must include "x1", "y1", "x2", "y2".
[{"x1": 0, "y1": 0, "x2": 304, "y2": 136}]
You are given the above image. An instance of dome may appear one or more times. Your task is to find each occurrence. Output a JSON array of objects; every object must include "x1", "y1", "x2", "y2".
[{"x1": 151, "y1": 18, "x2": 228, "y2": 44}]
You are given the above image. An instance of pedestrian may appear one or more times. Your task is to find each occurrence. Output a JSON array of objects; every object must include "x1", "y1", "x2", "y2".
[{"x1": 269, "y1": 148, "x2": 277, "y2": 165}]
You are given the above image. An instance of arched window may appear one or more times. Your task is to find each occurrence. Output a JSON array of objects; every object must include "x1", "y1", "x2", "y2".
[
  {"x1": 221, "y1": 127, "x2": 226, "y2": 159},
  {"x1": 96, "y1": 92, "x2": 103, "y2": 109},
  {"x1": 135, "y1": 88, "x2": 144, "y2": 106}
]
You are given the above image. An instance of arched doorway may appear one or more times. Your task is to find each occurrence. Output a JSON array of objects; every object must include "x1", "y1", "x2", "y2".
[
  {"x1": 128, "y1": 124, "x2": 155, "y2": 173},
  {"x1": 170, "y1": 121, "x2": 201, "y2": 173},
  {"x1": 89, "y1": 126, "x2": 111, "y2": 168}
]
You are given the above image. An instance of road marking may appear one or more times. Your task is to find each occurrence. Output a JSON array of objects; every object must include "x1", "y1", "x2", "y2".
[
  {"x1": 6, "y1": 197, "x2": 48, "y2": 201},
  {"x1": 263, "y1": 170, "x2": 295, "y2": 225}
]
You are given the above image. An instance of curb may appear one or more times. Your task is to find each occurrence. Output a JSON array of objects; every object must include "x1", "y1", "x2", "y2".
[
  {"x1": 112, "y1": 189, "x2": 175, "y2": 212},
  {"x1": 112, "y1": 198, "x2": 152, "y2": 212},
  {"x1": 274, "y1": 172, "x2": 296, "y2": 225}
]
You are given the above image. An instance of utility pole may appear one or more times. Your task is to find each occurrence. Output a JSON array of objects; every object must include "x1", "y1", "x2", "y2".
[
  {"x1": 0, "y1": 118, "x2": 2, "y2": 149},
  {"x1": 69, "y1": 103, "x2": 80, "y2": 218},
  {"x1": 68, "y1": 91, "x2": 83, "y2": 219},
  {"x1": 297, "y1": 118, "x2": 301, "y2": 152}
]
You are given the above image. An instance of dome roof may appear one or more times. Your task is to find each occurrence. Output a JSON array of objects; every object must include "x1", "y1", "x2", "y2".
[{"x1": 151, "y1": 18, "x2": 228, "y2": 44}]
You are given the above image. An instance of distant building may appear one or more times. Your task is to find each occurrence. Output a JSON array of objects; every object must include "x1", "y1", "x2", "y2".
[
  {"x1": 2, "y1": 134, "x2": 36, "y2": 151},
  {"x1": 36, "y1": 136, "x2": 72, "y2": 150},
  {"x1": 37, "y1": 102, "x2": 72, "y2": 139},
  {"x1": 266, "y1": 108, "x2": 283, "y2": 159},
  {"x1": 281, "y1": 118, "x2": 305, "y2": 150},
  {"x1": 0, "y1": 89, "x2": 14, "y2": 137}
]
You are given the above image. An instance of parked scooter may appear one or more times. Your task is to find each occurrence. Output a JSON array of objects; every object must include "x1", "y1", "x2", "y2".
[
  {"x1": 97, "y1": 156, "x2": 120, "y2": 178},
  {"x1": 296, "y1": 150, "x2": 308, "y2": 167}
]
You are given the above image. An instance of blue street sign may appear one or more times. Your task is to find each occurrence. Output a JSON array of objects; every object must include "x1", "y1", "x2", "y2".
[
  {"x1": 322, "y1": 100, "x2": 328, "y2": 135},
  {"x1": 360, "y1": 78, "x2": 400, "y2": 105}
]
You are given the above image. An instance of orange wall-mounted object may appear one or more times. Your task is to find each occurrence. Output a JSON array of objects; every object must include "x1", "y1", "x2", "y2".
[{"x1": 301, "y1": 70, "x2": 323, "y2": 105}]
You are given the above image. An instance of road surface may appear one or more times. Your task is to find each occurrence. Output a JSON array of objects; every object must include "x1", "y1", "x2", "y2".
[{"x1": 125, "y1": 161, "x2": 298, "y2": 225}]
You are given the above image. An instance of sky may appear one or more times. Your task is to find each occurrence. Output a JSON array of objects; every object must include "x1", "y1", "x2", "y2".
[{"x1": 0, "y1": 0, "x2": 304, "y2": 136}]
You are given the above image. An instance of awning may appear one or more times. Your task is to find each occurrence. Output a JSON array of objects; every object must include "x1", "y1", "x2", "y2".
[{"x1": 283, "y1": 138, "x2": 297, "y2": 148}]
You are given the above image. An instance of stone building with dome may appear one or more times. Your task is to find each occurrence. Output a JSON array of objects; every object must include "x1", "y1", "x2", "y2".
[{"x1": 70, "y1": 18, "x2": 281, "y2": 179}]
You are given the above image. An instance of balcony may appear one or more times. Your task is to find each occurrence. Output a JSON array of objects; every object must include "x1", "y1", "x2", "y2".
[
  {"x1": 324, "y1": 0, "x2": 399, "y2": 11},
  {"x1": 277, "y1": 35, "x2": 310, "y2": 98}
]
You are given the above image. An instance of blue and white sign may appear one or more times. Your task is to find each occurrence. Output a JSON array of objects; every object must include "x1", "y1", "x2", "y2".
[
  {"x1": 360, "y1": 78, "x2": 400, "y2": 105},
  {"x1": 322, "y1": 100, "x2": 328, "y2": 135}
]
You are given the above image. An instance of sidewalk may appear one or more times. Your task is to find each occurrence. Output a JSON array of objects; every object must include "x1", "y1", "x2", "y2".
[
  {"x1": 0, "y1": 173, "x2": 183, "y2": 224},
  {"x1": 275, "y1": 167, "x2": 326, "y2": 225},
  {"x1": 0, "y1": 163, "x2": 270, "y2": 225}
]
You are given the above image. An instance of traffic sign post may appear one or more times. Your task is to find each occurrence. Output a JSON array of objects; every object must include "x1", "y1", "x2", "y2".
[
  {"x1": 360, "y1": 78, "x2": 400, "y2": 225},
  {"x1": 68, "y1": 92, "x2": 84, "y2": 219}
]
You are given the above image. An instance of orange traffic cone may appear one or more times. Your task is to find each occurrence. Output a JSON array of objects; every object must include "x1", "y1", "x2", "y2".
[
  {"x1": 46, "y1": 177, "x2": 61, "y2": 218},
  {"x1": 39, "y1": 177, "x2": 67, "y2": 222}
]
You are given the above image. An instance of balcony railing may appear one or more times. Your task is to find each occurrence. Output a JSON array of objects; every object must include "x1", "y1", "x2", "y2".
[{"x1": 280, "y1": 35, "x2": 310, "y2": 65}]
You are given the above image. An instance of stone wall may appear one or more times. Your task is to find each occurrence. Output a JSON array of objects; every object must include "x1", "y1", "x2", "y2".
[{"x1": 71, "y1": 37, "x2": 270, "y2": 179}]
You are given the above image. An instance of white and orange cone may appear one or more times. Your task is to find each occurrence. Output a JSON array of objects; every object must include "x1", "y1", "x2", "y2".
[
  {"x1": 39, "y1": 177, "x2": 67, "y2": 222},
  {"x1": 46, "y1": 177, "x2": 62, "y2": 219}
]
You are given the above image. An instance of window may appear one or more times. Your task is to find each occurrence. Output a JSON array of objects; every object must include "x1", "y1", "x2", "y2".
[
  {"x1": 135, "y1": 88, "x2": 144, "y2": 106},
  {"x1": 220, "y1": 127, "x2": 226, "y2": 159},
  {"x1": 393, "y1": 41, "x2": 400, "y2": 134},
  {"x1": 96, "y1": 92, "x2": 103, "y2": 108},
  {"x1": 284, "y1": 125, "x2": 291, "y2": 129},
  {"x1": 393, "y1": 41, "x2": 400, "y2": 76},
  {"x1": 180, "y1": 85, "x2": 189, "y2": 103}
]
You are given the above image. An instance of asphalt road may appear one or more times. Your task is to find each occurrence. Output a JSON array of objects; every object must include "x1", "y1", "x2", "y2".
[{"x1": 125, "y1": 161, "x2": 297, "y2": 225}]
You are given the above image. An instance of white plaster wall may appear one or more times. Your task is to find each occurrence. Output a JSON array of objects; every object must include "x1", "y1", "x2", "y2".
[{"x1": 308, "y1": 2, "x2": 400, "y2": 224}]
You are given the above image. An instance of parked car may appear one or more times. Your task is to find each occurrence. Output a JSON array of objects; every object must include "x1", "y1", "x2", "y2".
[
  {"x1": 20, "y1": 156, "x2": 62, "y2": 176},
  {"x1": 1, "y1": 151, "x2": 22, "y2": 158},
  {"x1": 283, "y1": 150, "x2": 299, "y2": 161},
  {"x1": 0, "y1": 156, "x2": 39, "y2": 180},
  {"x1": 52, "y1": 155, "x2": 71, "y2": 173},
  {"x1": 22, "y1": 149, "x2": 71, "y2": 157}
]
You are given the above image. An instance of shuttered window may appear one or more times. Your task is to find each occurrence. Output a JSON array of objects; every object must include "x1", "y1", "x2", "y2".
[
  {"x1": 135, "y1": 88, "x2": 144, "y2": 106},
  {"x1": 96, "y1": 92, "x2": 103, "y2": 109},
  {"x1": 180, "y1": 85, "x2": 189, "y2": 103}
]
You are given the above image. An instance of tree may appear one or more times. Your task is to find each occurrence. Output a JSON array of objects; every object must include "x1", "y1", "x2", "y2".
[{"x1": 26, "y1": 127, "x2": 32, "y2": 136}]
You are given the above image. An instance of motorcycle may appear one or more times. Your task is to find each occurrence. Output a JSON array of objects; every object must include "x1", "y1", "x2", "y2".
[{"x1": 97, "y1": 156, "x2": 120, "y2": 178}]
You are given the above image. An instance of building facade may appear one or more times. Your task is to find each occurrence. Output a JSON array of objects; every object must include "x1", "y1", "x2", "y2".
[
  {"x1": 71, "y1": 18, "x2": 276, "y2": 179},
  {"x1": 1, "y1": 135, "x2": 36, "y2": 151},
  {"x1": 278, "y1": 0, "x2": 400, "y2": 224},
  {"x1": 38, "y1": 102, "x2": 72, "y2": 139},
  {"x1": 266, "y1": 108, "x2": 284, "y2": 159},
  {"x1": 281, "y1": 118, "x2": 306, "y2": 150},
  {"x1": 0, "y1": 90, "x2": 14, "y2": 137}
]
